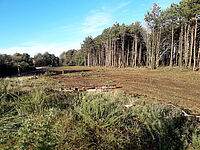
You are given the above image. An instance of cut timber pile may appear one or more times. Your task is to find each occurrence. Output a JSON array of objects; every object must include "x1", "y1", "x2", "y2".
[{"x1": 48, "y1": 85, "x2": 118, "y2": 93}]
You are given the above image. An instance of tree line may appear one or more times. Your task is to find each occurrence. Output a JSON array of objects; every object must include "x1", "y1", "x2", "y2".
[
  {"x1": 81, "y1": 0, "x2": 200, "y2": 70},
  {"x1": 0, "y1": 51, "x2": 84, "y2": 76},
  {"x1": 0, "y1": 53, "x2": 35, "y2": 77},
  {"x1": 1, "y1": 0, "x2": 200, "y2": 76}
]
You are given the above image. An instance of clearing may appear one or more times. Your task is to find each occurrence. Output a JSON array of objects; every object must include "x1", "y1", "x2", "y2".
[{"x1": 7, "y1": 66, "x2": 200, "y2": 113}]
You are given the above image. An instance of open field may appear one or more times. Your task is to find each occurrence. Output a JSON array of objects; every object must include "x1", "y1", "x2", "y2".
[
  {"x1": 7, "y1": 66, "x2": 200, "y2": 113},
  {"x1": 1, "y1": 66, "x2": 200, "y2": 149}
]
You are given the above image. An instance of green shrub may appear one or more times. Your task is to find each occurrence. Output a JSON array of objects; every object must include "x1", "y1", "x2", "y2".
[
  {"x1": 75, "y1": 93, "x2": 123, "y2": 128},
  {"x1": 59, "y1": 93, "x2": 200, "y2": 149},
  {"x1": 44, "y1": 71, "x2": 56, "y2": 76},
  {"x1": 106, "y1": 80, "x2": 115, "y2": 83},
  {"x1": 60, "y1": 93, "x2": 127, "y2": 149},
  {"x1": 16, "y1": 109, "x2": 59, "y2": 150},
  {"x1": 79, "y1": 72, "x2": 91, "y2": 77},
  {"x1": 96, "y1": 69, "x2": 105, "y2": 72}
]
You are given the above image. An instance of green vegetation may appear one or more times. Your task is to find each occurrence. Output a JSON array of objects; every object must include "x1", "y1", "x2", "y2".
[
  {"x1": 1, "y1": 0, "x2": 200, "y2": 77},
  {"x1": 0, "y1": 79, "x2": 200, "y2": 149},
  {"x1": 0, "y1": 53, "x2": 35, "y2": 77},
  {"x1": 80, "y1": 0, "x2": 200, "y2": 70},
  {"x1": 79, "y1": 72, "x2": 92, "y2": 77},
  {"x1": 96, "y1": 68, "x2": 106, "y2": 72},
  {"x1": 34, "y1": 52, "x2": 59, "y2": 67},
  {"x1": 0, "y1": 0, "x2": 200, "y2": 148},
  {"x1": 106, "y1": 80, "x2": 115, "y2": 84},
  {"x1": 44, "y1": 71, "x2": 57, "y2": 76},
  {"x1": 59, "y1": 49, "x2": 85, "y2": 66}
]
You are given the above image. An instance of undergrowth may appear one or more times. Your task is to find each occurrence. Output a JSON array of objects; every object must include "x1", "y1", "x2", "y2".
[{"x1": 0, "y1": 79, "x2": 200, "y2": 149}]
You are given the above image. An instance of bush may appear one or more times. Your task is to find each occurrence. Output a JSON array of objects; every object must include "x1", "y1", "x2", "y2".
[{"x1": 57, "y1": 93, "x2": 200, "y2": 149}]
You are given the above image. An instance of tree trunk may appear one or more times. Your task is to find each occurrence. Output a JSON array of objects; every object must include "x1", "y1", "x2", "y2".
[
  {"x1": 184, "y1": 24, "x2": 187, "y2": 66},
  {"x1": 112, "y1": 40, "x2": 114, "y2": 67},
  {"x1": 151, "y1": 26, "x2": 155, "y2": 69},
  {"x1": 101, "y1": 45, "x2": 105, "y2": 66},
  {"x1": 127, "y1": 40, "x2": 130, "y2": 66},
  {"x1": 189, "y1": 26, "x2": 194, "y2": 67},
  {"x1": 87, "y1": 49, "x2": 90, "y2": 66},
  {"x1": 138, "y1": 43, "x2": 142, "y2": 66},
  {"x1": 179, "y1": 25, "x2": 183, "y2": 66},
  {"x1": 84, "y1": 53, "x2": 87, "y2": 66},
  {"x1": 197, "y1": 42, "x2": 200, "y2": 69},
  {"x1": 122, "y1": 33, "x2": 125, "y2": 67},
  {"x1": 118, "y1": 41, "x2": 122, "y2": 68},
  {"x1": 114, "y1": 40, "x2": 116, "y2": 67},
  {"x1": 105, "y1": 39, "x2": 109, "y2": 67},
  {"x1": 149, "y1": 36, "x2": 152, "y2": 67},
  {"x1": 99, "y1": 46, "x2": 101, "y2": 66},
  {"x1": 185, "y1": 24, "x2": 190, "y2": 67},
  {"x1": 193, "y1": 15, "x2": 198, "y2": 71},
  {"x1": 156, "y1": 28, "x2": 161, "y2": 68},
  {"x1": 175, "y1": 43, "x2": 181, "y2": 66},
  {"x1": 132, "y1": 38, "x2": 135, "y2": 67},
  {"x1": 146, "y1": 34, "x2": 149, "y2": 66},
  {"x1": 134, "y1": 35, "x2": 138, "y2": 67},
  {"x1": 170, "y1": 24, "x2": 174, "y2": 67},
  {"x1": 109, "y1": 37, "x2": 112, "y2": 67}
]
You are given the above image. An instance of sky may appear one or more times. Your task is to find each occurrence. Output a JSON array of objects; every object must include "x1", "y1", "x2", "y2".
[{"x1": 0, "y1": 0, "x2": 181, "y2": 57}]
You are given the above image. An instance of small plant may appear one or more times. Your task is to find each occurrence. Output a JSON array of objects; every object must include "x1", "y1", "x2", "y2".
[
  {"x1": 124, "y1": 79, "x2": 135, "y2": 82},
  {"x1": 79, "y1": 72, "x2": 91, "y2": 77},
  {"x1": 96, "y1": 69, "x2": 105, "y2": 72},
  {"x1": 0, "y1": 79, "x2": 9, "y2": 99},
  {"x1": 93, "y1": 75, "x2": 102, "y2": 78},
  {"x1": 107, "y1": 80, "x2": 115, "y2": 84},
  {"x1": 44, "y1": 71, "x2": 56, "y2": 76}
]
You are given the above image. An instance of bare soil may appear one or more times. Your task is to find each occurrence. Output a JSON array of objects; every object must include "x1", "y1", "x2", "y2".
[{"x1": 44, "y1": 66, "x2": 200, "y2": 112}]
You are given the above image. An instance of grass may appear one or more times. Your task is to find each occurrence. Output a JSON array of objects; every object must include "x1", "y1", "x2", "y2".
[
  {"x1": 106, "y1": 80, "x2": 115, "y2": 84},
  {"x1": 4, "y1": 66, "x2": 200, "y2": 113},
  {"x1": 0, "y1": 79, "x2": 200, "y2": 149},
  {"x1": 1, "y1": 66, "x2": 200, "y2": 149}
]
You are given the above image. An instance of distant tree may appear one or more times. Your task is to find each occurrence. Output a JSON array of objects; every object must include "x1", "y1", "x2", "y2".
[
  {"x1": 81, "y1": 36, "x2": 93, "y2": 66},
  {"x1": 12, "y1": 53, "x2": 23, "y2": 63},
  {"x1": 34, "y1": 52, "x2": 59, "y2": 67},
  {"x1": 73, "y1": 50, "x2": 85, "y2": 66},
  {"x1": 34, "y1": 53, "x2": 45, "y2": 67},
  {"x1": 60, "y1": 50, "x2": 77, "y2": 66},
  {"x1": 0, "y1": 53, "x2": 35, "y2": 76}
]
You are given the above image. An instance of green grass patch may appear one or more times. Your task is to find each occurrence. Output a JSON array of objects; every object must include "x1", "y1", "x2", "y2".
[
  {"x1": 106, "y1": 80, "x2": 115, "y2": 84},
  {"x1": 93, "y1": 75, "x2": 103, "y2": 78},
  {"x1": 96, "y1": 69, "x2": 106, "y2": 72},
  {"x1": 124, "y1": 79, "x2": 135, "y2": 82}
]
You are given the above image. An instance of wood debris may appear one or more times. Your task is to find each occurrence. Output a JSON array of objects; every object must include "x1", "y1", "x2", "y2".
[
  {"x1": 168, "y1": 104, "x2": 200, "y2": 118},
  {"x1": 48, "y1": 85, "x2": 118, "y2": 93}
]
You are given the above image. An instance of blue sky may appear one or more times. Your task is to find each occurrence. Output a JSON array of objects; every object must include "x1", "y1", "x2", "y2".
[{"x1": 0, "y1": 0, "x2": 181, "y2": 56}]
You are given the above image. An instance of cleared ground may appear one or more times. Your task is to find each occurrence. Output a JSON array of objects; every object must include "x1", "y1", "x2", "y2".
[{"x1": 7, "y1": 66, "x2": 200, "y2": 112}]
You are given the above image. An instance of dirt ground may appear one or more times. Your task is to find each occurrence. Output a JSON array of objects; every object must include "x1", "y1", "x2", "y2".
[{"x1": 43, "y1": 66, "x2": 200, "y2": 113}]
